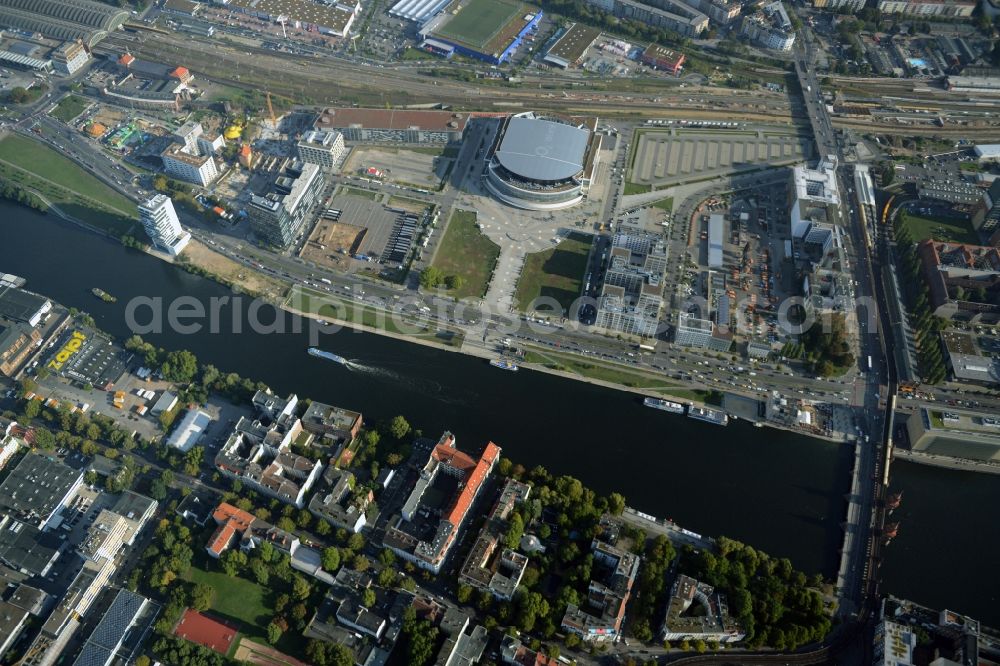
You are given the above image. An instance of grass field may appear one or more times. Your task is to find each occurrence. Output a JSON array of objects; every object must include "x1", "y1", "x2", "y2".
[
  {"x1": 185, "y1": 566, "x2": 272, "y2": 637},
  {"x1": 434, "y1": 0, "x2": 521, "y2": 48},
  {"x1": 344, "y1": 187, "x2": 380, "y2": 201},
  {"x1": 50, "y1": 95, "x2": 89, "y2": 123},
  {"x1": 515, "y1": 232, "x2": 592, "y2": 313},
  {"x1": 899, "y1": 212, "x2": 978, "y2": 244},
  {"x1": 0, "y1": 134, "x2": 135, "y2": 234},
  {"x1": 624, "y1": 182, "x2": 652, "y2": 195},
  {"x1": 432, "y1": 209, "x2": 500, "y2": 299},
  {"x1": 651, "y1": 196, "x2": 674, "y2": 211}
]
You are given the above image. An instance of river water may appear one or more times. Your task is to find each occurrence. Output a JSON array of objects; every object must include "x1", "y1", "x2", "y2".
[{"x1": 1, "y1": 202, "x2": 997, "y2": 624}]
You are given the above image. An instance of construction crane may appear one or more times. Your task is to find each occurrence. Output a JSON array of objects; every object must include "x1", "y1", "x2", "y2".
[{"x1": 266, "y1": 91, "x2": 276, "y2": 126}]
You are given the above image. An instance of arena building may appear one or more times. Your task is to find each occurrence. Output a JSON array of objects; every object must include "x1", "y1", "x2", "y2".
[
  {"x1": 0, "y1": 0, "x2": 129, "y2": 48},
  {"x1": 484, "y1": 112, "x2": 601, "y2": 211}
]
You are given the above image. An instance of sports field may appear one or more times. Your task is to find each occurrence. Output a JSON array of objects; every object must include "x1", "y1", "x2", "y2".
[{"x1": 435, "y1": 0, "x2": 522, "y2": 49}]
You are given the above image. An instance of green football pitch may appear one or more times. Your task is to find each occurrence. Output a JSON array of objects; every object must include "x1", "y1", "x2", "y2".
[{"x1": 435, "y1": 0, "x2": 521, "y2": 48}]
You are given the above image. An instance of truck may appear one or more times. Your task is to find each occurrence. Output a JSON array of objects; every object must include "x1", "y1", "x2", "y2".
[{"x1": 867, "y1": 355, "x2": 872, "y2": 370}]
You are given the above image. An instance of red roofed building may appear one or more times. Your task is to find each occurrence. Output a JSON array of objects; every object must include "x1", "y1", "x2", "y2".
[
  {"x1": 206, "y1": 502, "x2": 300, "y2": 559},
  {"x1": 118, "y1": 53, "x2": 135, "y2": 66},
  {"x1": 383, "y1": 432, "x2": 500, "y2": 574},
  {"x1": 169, "y1": 66, "x2": 192, "y2": 82}
]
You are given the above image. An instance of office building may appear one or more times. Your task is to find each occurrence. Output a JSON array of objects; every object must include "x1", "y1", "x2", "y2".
[
  {"x1": 0, "y1": 578, "x2": 47, "y2": 662},
  {"x1": 70, "y1": 588, "x2": 154, "y2": 666},
  {"x1": 138, "y1": 195, "x2": 190, "y2": 256},
  {"x1": 972, "y1": 179, "x2": 1000, "y2": 247},
  {"x1": 297, "y1": 130, "x2": 346, "y2": 169},
  {"x1": 214, "y1": 391, "x2": 323, "y2": 508},
  {"x1": 812, "y1": 0, "x2": 865, "y2": 9},
  {"x1": 584, "y1": 0, "x2": 708, "y2": 37},
  {"x1": 52, "y1": 39, "x2": 89, "y2": 75},
  {"x1": 740, "y1": 1, "x2": 795, "y2": 51},
  {"x1": 877, "y1": 0, "x2": 975, "y2": 17},
  {"x1": 315, "y1": 107, "x2": 468, "y2": 144},
  {"x1": 660, "y1": 574, "x2": 745, "y2": 643},
  {"x1": 160, "y1": 144, "x2": 218, "y2": 187},
  {"x1": 384, "y1": 432, "x2": 499, "y2": 574},
  {"x1": 560, "y1": 522, "x2": 640, "y2": 643},
  {"x1": 309, "y1": 467, "x2": 373, "y2": 534},
  {"x1": 457, "y1": 479, "x2": 531, "y2": 601},
  {"x1": 789, "y1": 157, "x2": 840, "y2": 238},
  {"x1": 595, "y1": 231, "x2": 667, "y2": 337},
  {"x1": 247, "y1": 160, "x2": 325, "y2": 248},
  {"x1": 873, "y1": 620, "x2": 916, "y2": 666},
  {"x1": 674, "y1": 313, "x2": 733, "y2": 352}
]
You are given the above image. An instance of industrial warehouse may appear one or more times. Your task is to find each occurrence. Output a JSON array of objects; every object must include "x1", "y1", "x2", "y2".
[{"x1": 484, "y1": 112, "x2": 601, "y2": 210}]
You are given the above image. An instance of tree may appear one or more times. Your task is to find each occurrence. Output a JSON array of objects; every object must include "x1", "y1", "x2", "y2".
[
  {"x1": 251, "y1": 558, "x2": 270, "y2": 585},
  {"x1": 351, "y1": 554, "x2": 370, "y2": 572},
  {"x1": 607, "y1": 492, "x2": 626, "y2": 516},
  {"x1": 504, "y1": 512, "x2": 524, "y2": 550},
  {"x1": 23, "y1": 399, "x2": 41, "y2": 420},
  {"x1": 9, "y1": 87, "x2": 30, "y2": 104},
  {"x1": 445, "y1": 275, "x2": 465, "y2": 290},
  {"x1": 379, "y1": 548, "x2": 396, "y2": 567},
  {"x1": 456, "y1": 584, "x2": 473, "y2": 604},
  {"x1": 362, "y1": 588, "x2": 376, "y2": 608},
  {"x1": 161, "y1": 350, "x2": 199, "y2": 384},
  {"x1": 419, "y1": 266, "x2": 444, "y2": 289},
  {"x1": 191, "y1": 583, "x2": 214, "y2": 611},
  {"x1": 347, "y1": 533, "x2": 365, "y2": 551},
  {"x1": 378, "y1": 567, "x2": 397, "y2": 588},
  {"x1": 389, "y1": 415, "x2": 411, "y2": 440},
  {"x1": 292, "y1": 575, "x2": 312, "y2": 601},
  {"x1": 220, "y1": 549, "x2": 247, "y2": 576},
  {"x1": 321, "y1": 547, "x2": 341, "y2": 572},
  {"x1": 266, "y1": 621, "x2": 283, "y2": 645}
]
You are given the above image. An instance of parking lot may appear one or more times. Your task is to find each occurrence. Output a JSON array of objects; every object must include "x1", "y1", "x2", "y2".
[
  {"x1": 630, "y1": 126, "x2": 813, "y2": 188},
  {"x1": 343, "y1": 146, "x2": 445, "y2": 190},
  {"x1": 301, "y1": 190, "x2": 410, "y2": 271}
]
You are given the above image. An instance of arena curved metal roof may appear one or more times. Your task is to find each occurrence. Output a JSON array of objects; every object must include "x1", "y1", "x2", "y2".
[
  {"x1": 494, "y1": 115, "x2": 589, "y2": 183},
  {"x1": 0, "y1": 0, "x2": 129, "y2": 46}
]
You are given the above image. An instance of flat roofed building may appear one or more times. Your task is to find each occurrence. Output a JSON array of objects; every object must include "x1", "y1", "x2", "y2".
[
  {"x1": 0, "y1": 321, "x2": 42, "y2": 377},
  {"x1": 560, "y1": 532, "x2": 640, "y2": 642},
  {"x1": 0, "y1": 451, "x2": 83, "y2": 529},
  {"x1": 247, "y1": 160, "x2": 325, "y2": 248},
  {"x1": 70, "y1": 588, "x2": 150, "y2": 666},
  {"x1": 873, "y1": 620, "x2": 916, "y2": 666},
  {"x1": 309, "y1": 467, "x2": 371, "y2": 533},
  {"x1": 640, "y1": 43, "x2": 685, "y2": 74},
  {"x1": 389, "y1": 0, "x2": 452, "y2": 22},
  {"x1": 301, "y1": 401, "x2": 362, "y2": 441},
  {"x1": 589, "y1": 0, "x2": 707, "y2": 37},
  {"x1": 296, "y1": 130, "x2": 346, "y2": 169},
  {"x1": 166, "y1": 409, "x2": 212, "y2": 452},
  {"x1": 315, "y1": 107, "x2": 468, "y2": 144},
  {"x1": 708, "y1": 214, "x2": 724, "y2": 268},
  {"x1": 660, "y1": 574, "x2": 744, "y2": 643},
  {"x1": 0, "y1": 287, "x2": 52, "y2": 327},
  {"x1": 161, "y1": 144, "x2": 218, "y2": 187},
  {"x1": 0, "y1": 519, "x2": 61, "y2": 576},
  {"x1": 596, "y1": 231, "x2": 667, "y2": 337},
  {"x1": 543, "y1": 23, "x2": 601, "y2": 68},
  {"x1": 675, "y1": 313, "x2": 732, "y2": 352},
  {"x1": 877, "y1": 0, "x2": 975, "y2": 16},
  {"x1": 228, "y1": 0, "x2": 359, "y2": 36}
]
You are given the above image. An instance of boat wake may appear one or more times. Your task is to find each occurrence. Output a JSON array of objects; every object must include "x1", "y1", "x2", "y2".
[{"x1": 342, "y1": 360, "x2": 474, "y2": 405}]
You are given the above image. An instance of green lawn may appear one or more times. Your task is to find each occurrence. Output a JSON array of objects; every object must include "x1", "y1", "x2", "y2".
[
  {"x1": 624, "y1": 181, "x2": 652, "y2": 195},
  {"x1": 50, "y1": 95, "x2": 89, "y2": 123},
  {"x1": 0, "y1": 134, "x2": 135, "y2": 234},
  {"x1": 432, "y1": 209, "x2": 500, "y2": 299},
  {"x1": 515, "y1": 232, "x2": 592, "y2": 313},
  {"x1": 185, "y1": 566, "x2": 272, "y2": 636},
  {"x1": 651, "y1": 196, "x2": 674, "y2": 212},
  {"x1": 344, "y1": 187, "x2": 380, "y2": 201},
  {"x1": 434, "y1": 0, "x2": 521, "y2": 48},
  {"x1": 899, "y1": 212, "x2": 978, "y2": 244}
]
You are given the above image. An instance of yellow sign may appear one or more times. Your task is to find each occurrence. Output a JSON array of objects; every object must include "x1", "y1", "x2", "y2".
[{"x1": 47, "y1": 331, "x2": 87, "y2": 371}]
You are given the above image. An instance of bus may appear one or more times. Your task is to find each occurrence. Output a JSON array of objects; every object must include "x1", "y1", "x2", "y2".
[
  {"x1": 638, "y1": 343, "x2": 656, "y2": 352},
  {"x1": 867, "y1": 355, "x2": 872, "y2": 370},
  {"x1": 320, "y1": 278, "x2": 332, "y2": 285}
]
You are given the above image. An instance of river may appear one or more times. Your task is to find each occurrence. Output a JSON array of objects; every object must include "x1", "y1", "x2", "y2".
[{"x1": 1, "y1": 201, "x2": 997, "y2": 625}]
